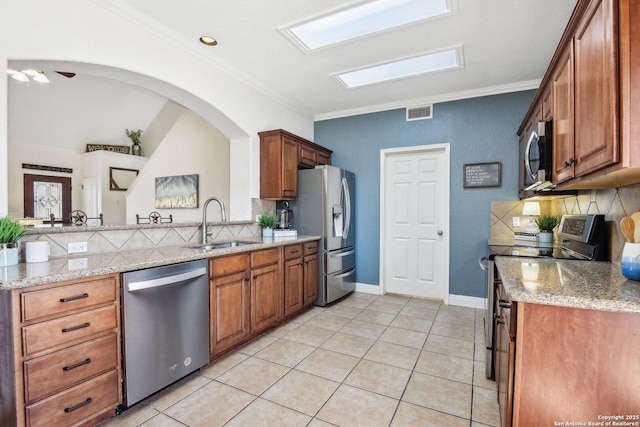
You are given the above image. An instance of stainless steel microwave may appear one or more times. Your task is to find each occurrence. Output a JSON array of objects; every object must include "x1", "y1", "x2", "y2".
[{"x1": 523, "y1": 120, "x2": 554, "y2": 192}]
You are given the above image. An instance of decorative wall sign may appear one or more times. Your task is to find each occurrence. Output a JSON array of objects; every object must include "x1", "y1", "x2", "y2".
[
  {"x1": 22, "y1": 163, "x2": 72, "y2": 173},
  {"x1": 463, "y1": 162, "x2": 502, "y2": 188},
  {"x1": 154, "y1": 174, "x2": 199, "y2": 208},
  {"x1": 110, "y1": 167, "x2": 139, "y2": 191},
  {"x1": 86, "y1": 144, "x2": 131, "y2": 154}
]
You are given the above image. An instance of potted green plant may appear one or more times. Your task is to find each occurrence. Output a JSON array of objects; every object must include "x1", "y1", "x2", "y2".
[
  {"x1": 0, "y1": 216, "x2": 29, "y2": 267},
  {"x1": 125, "y1": 128, "x2": 143, "y2": 156},
  {"x1": 258, "y1": 214, "x2": 277, "y2": 238},
  {"x1": 535, "y1": 215, "x2": 559, "y2": 243}
]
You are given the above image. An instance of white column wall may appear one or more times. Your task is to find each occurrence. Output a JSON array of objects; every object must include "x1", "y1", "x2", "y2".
[{"x1": 0, "y1": 0, "x2": 314, "y2": 219}]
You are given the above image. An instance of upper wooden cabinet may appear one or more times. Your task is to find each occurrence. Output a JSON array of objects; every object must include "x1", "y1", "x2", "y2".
[
  {"x1": 552, "y1": 44, "x2": 576, "y2": 183},
  {"x1": 259, "y1": 129, "x2": 332, "y2": 200},
  {"x1": 573, "y1": 0, "x2": 619, "y2": 177},
  {"x1": 518, "y1": 0, "x2": 640, "y2": 190}
]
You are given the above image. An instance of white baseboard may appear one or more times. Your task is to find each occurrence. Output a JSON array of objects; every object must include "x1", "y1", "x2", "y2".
[
  {"x1": 354, "y1": 282, "x2": 383, "y2": 295},
  {"x1": 352, "y1": 285, "x2": 485, "y2": 308},
  {"x1": 448, "y1": 294, "x2": 486, "y2": 309}
]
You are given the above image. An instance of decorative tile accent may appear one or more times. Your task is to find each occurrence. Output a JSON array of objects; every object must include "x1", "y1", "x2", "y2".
[{"x1": 490, "y1": 186, "x2": 640, "y2": 263}]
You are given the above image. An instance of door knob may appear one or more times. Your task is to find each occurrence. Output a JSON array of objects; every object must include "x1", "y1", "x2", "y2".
[{"x1": 437, "y1": 230, "x2": 443, "y2": 236}]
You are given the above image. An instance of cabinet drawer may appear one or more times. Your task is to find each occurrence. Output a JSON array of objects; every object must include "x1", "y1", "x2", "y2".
[
  {"x1": 21, "y1": 276, "x2": 117, "y2": 322},
  {"x1": 303, "y1": 241, "x2": 318, "y2": 255},
  {"x1": 298, "y1": 143, "x2": 317, "y2": 167},
  {"x1": 283, "y1": 244, "x2": 303, "y2": 261},
  {"x1": 210, "y1": 253, "x2": 250, "y2": 278},
  {"x1": 25, "y1": 369, "x2": 119, "y2": 427},
  {"x1": 24, "y1": 334, "x2": 118, "y2": 403},
  {"x1": 22, "y1": 305, "x2": 118, "y2": 357},
  {"x1": 251, "y1": 248, "x2": 280, "y2": 267}
]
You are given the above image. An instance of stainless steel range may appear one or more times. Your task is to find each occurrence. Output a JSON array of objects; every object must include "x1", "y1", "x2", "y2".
[{"x1": 480, "y1": 214, "x2": 608, "y2": 379}]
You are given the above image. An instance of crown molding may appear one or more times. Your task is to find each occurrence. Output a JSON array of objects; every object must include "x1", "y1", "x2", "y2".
[{"x1": 314, "y1": 79, "x2": 541, "y2": 122}]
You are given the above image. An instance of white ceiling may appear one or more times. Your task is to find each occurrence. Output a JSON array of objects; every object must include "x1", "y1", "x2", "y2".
[
  {"x1": 113, "y1": 0, "x2": 578, "y2": 119},
  {"x1": 8, "y1": 0, "x2": 579, "y2": 151}
]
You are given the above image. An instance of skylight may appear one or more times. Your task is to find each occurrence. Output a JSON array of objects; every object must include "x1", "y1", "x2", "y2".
[
  {"x1": 335, "y1": 47, "x2": 463, "y2": 88},
  {"x1": 282, "y1": 0, "x2": 452, "y2": 51}
]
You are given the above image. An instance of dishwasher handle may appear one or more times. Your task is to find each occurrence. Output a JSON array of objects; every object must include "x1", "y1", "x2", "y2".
[{"x1": 128, "y1": 267, "x2": 207, "y2": 292}]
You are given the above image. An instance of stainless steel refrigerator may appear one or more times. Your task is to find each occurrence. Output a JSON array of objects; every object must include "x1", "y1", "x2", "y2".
[{"x1": 289, "y1": 165, "x2": 355, "y2": 306}]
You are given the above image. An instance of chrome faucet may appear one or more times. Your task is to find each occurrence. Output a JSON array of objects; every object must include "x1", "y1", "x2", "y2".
[{"x1": 201, "y1": 197, "x2": 227, "y2": 244}]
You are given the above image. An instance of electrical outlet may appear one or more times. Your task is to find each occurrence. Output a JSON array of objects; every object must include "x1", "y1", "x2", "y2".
[
  {"x1": 512, "y1": 217, "x2": 521, "y2": 227},
  {"x1": 68, "y1": 242, "x2": 88, "y2": 254},
  {"x1": 68, "y1": 258, "x2": 88, "y2": 270}
]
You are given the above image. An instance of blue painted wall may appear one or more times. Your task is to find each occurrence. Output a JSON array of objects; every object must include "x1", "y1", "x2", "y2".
[{"x1": 314, "y1": 90, "x2": 535, "y2": 298}]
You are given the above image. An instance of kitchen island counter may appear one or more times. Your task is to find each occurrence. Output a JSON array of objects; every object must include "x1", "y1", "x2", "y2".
[
  {"x1": 495, "y1": 256, "x2": 640, "y2": 313},
  {"x1": 0, "y1": 236, "x2": 320, "y2": 291}
]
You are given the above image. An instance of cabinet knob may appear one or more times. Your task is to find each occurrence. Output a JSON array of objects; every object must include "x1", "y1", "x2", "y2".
[
  {"x1": 245, "y1": 277, "x2": 250, "y2": 281},
  {"x1": 437, "y1": 230, "x2": 443, "y2": 236}
]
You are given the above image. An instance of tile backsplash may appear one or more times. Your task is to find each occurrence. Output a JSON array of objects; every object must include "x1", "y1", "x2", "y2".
[
  {"x1": 16, "y1": 197, "x2": 280, "y2": 261},
  {"x1": 491, "y1": 184, "x2": 640, "y2": 263}
]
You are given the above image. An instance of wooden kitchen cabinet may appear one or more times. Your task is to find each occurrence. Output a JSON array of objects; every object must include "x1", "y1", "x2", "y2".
[
  {"x1": 302, "y1": 242, "x2": 319, "y2": 307},
  {"x1": 0, "y1": 274, "x2": 122, "y2": 427},
  {"x1": 259, "y1": 129, "x2": 332, "y2": 200},
  {"x1": 283, "y1": 244, "x2": 304, "y2": 317},
  {"x1": 552, "y1": 45, "x2": 576, "y2": 183},
  {"x1": 209, "y1": 253, "x2": 251, "y2": 358},
  {"x1": 495, "y1": 284, "x2": 516, "y2": 427},
  {"x1": 496, "y1": 290, "x2": 640, "y2": 426},
  {"x1": 520, "y1": 0, "x2": 640, "y2": 190},
  {"x1": 250, "y1": 248, "x2": 282, "y2": 333},
  {"x1": 573, "y1": 0, "x2": 619, "y2": 177},
  {"x1": 283, "y1": 241, "x2": 319, "y2": 318}
]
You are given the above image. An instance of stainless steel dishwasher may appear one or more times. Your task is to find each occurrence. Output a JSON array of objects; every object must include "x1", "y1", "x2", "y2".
[{"x1": 121, "y1": 259, "x2": 209, "y2": 407}]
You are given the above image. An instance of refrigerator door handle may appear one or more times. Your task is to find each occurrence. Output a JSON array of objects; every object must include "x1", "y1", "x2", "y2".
[
  {"x1": 329, "y1": 248, "x2": 355, "y2": 258},
  {"x1": 332, "y1": 267, "x2": 356, "y2": 279},
  {"x1": 342, "y1": 177, "x2": 351, "y2": 240}
]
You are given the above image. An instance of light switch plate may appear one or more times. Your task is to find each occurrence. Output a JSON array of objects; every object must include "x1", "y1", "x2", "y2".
[
  {"x1": 68, "y1": 242, "x2": 88, "y2": 253},
  {"x1": 512, "y1": 217, "x2": 521, "y2": 227}
]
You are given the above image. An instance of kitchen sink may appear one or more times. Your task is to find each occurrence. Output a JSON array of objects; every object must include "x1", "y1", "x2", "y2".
[{"x1": 186, "y1": 241, "x2": 256, "y2": 251}]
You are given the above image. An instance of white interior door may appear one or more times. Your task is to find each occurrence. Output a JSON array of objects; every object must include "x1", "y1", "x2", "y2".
[{"x1": 381, "y1": 145, "x2": 449, "y2": 302}]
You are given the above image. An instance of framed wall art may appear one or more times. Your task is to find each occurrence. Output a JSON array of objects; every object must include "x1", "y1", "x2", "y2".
[{"x1": 154, "y1": 174, "x2": 199, "y2": 208}]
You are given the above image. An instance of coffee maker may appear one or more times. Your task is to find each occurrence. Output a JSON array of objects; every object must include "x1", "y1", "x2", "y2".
[{"x1": 276, "y1": 201, "x2": 294, "y2": 229}]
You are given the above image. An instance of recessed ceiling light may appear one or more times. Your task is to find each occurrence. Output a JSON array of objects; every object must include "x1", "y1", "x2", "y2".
[
  {"x1": 282, "y1": 0, "x2": 452, "y2": 51},
  {"x1": 334, "y1": 46, "x2": 463, "y2": 88},
  {"x1": 199, "y1": 35, "x2": 218, "y2": 46}
]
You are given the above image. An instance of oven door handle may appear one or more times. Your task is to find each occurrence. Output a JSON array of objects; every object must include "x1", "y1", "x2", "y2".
[
  {"x1": 479, "y1": 256, "x2": 489, "y2": 271},
  {"x1": 128, "y1": 268, "x2": 207, "y2": 292}
]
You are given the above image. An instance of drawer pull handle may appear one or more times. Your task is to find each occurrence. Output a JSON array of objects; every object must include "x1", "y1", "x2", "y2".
[
  {"x1": 290, "y1": 250, "x2": 300, "y2": 254},
  {"x1": 60, "y1": 293, "x2": 89, "y2": 303},
  {"x1": 61, "y1": 322, "x2": 91, "y2": 333},
  {"x1": 64, "y1": 397, "x2": 93, "y2": 413},
  {"x1": 63, "y1": 358, "x2": 92, "y2": 371}
]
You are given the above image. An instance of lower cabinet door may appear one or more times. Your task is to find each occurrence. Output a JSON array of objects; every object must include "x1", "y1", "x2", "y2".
[
  {"x1": 210, "y1": 270, "x2": 251, "y2": 356},
  {"x1": 284, "y1": 257, "x2": 304, "y2": 317},
  {"x1": 25, "y1": 369, "x2": 119, "y2": 427},
  {"x1": 303, "y1": 253, "x2": 318, "y2": 306},
  {"x1": 251, "y1": 263, "x2": 281, "y2": 333}
]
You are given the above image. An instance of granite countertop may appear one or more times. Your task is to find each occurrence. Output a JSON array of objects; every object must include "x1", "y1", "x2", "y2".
[
  {"x1": 495, "y1": 256, "x2": 640, "y2": 313},
  {"x1": 0, "y1": 236, "x2": 320, "y2": 291}
]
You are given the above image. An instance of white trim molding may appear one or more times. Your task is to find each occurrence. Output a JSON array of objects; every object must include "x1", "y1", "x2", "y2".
[
  {"x1": 448, "y1": 294, "x2": 485, "y2": 309},
  {"x1": 355, "y1": 282, "x2": 384, "y2": 295}
]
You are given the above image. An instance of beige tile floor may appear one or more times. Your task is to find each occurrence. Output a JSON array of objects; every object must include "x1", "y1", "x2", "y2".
[{"x1": 100, "y1": 292, "x2": 499, "y2": 427}]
